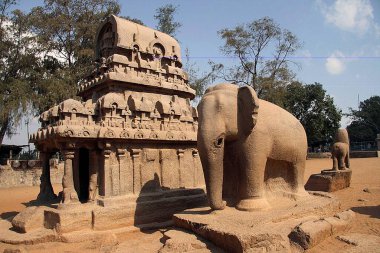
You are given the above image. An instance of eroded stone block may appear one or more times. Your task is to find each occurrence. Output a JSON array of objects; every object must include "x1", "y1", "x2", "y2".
[
  {"x1": 305, "y1": 169, "x2": 352, "y2": 192},
  {"x1": 44, "y1": 206, "x2": 92, "y2": 234},
  {"x1": 11, "y1": 206, "x2": 45, "y2": 233},
  {"x1": 174, "y1": 194, "x2": 340, "y2": 253},
  {"x1": 289, "y1": 210, "x2": 355, "y2": 250}
]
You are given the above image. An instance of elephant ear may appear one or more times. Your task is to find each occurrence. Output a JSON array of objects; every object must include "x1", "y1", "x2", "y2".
[{"x1": 237, "y1": 86, "x2": 260, "y2": 136}]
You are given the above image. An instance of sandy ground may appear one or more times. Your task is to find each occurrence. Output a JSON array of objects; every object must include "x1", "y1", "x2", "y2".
[
  {"x1": 0, "y1": 157, "x2": 379, "y2": 252},
  {"x1": 0, "y1": 184, "x2": 62, "y2": 220},
  {"x1": 305, "y1": 157, "x2": 380, "y2": 253}
]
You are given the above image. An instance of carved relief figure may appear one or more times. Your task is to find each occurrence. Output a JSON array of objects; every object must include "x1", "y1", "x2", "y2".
[
  {"x1": 331, "y1": 128, "x2": 350, "y2": 170},
  {"x1": 197, "y1": 83, "x2": 308, "y2": 212}
]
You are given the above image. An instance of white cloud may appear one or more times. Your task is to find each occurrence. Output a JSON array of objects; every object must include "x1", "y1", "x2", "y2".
[
  {"x1": 325, "y1": 51, "x2": 346, "y2": 75},
  {"x1": 318, "y1": 0, "x2": 377, "y2": 35}
]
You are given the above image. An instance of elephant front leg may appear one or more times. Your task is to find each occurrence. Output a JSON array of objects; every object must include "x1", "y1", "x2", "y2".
[
  {"x1": 332, "y1": 156, "x2": 339, "y2": 171},
  {"x1": 236, "y1": 154, "x2": 270, "y2": 211}
]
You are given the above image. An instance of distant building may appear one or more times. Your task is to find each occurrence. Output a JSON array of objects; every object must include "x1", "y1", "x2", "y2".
[{"x1": 0, "y1": 144, "x2": 28, "y2": 165}]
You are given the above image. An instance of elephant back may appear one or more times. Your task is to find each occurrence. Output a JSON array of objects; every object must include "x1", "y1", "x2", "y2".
[
  {"x1": 203, "y1": 83, "x2": 239, "y2": 96},
  {"x1": 334, "y1": 128, "x2": 349, "y2": 144}
]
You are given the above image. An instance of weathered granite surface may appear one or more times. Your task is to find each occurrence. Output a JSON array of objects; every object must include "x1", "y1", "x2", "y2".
[
  {"x1": 173, "y1": 193, "x2": 341, "y2": 253},
  {"x1": 305, "y1": 169, "x2": 352, "y2": 192}
]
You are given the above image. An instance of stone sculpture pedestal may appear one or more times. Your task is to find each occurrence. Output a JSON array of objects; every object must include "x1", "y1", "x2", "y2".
[
  {"x1": 305, "y1": 169, "x2": 352, "y2": 192},
  {"x1": 173, "y1": 193, "x2": 340, "y2": 253}
]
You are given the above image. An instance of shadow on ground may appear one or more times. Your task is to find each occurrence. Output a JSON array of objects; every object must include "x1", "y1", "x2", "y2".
[
  {"x1": 21, "y1": 193, "x2": 61, "y2": 209},
  {"x1": 351, "y1": 205, "x2": 380, "y2": 219},
  {"x1": 0, "y1": 211, "x2": 18, "y2": 220}
]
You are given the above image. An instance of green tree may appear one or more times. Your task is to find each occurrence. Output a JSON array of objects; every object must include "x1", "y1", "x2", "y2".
[
  {"x1": 154, "y1": 4, "x2": 181, "y2": 37},
  {"x1": 284, "y1": 82, "x2": 342, "y2": 148},
  {"x1": 0, "y1": 0, "x2": 41, "y2": 145},
  {"x1": 347, "y1": 96, "x2": 380, "y2": 142},
  {"x1": 28, "y1": 0, "x2": 120, "y2": 113},
  {"x1": 183, "y1": 48, "x2": 219, "y2": 102},
  {"x1": 154, "y1": 4, "x2": 211, "y2": 100},
  {"x1": 212, "y1": 17, "x2": 301, "y2": 105},
  {"x1": 122, "y1": 15, "x2": 144, "y2": 25}
]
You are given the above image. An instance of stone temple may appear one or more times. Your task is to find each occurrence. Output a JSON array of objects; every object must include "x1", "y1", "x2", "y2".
[{"x1": 28, "y1": 15, "x2": 205, "y2": 231}]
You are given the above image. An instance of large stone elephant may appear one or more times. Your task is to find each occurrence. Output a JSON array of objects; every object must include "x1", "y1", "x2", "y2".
[
  {"x1": 331, "y1": 128, "x2": 350, "y2": 170},
  {"x1": 197, "y1": 83, "x2": 308, "y2": 211}
]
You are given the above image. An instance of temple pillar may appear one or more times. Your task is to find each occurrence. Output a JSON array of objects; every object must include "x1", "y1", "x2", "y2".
[
  {"x1": 62, "y1": 150, "x2": 79, "y2": 204},
  {"x1": 132, "y1": 149, "x2": 142, "y2": 194},
  {"x1": 73, "y1": 149, "x2": 80, "y2": 197},
  {"x1": 88, "y1": 150, "x2": 99, "y2": 201},
  {"x1": 37, "y1": 151, "x2": 57, "y2": 201},
  {"x1": 111, "y1": 150, "x2": 120, "y2": 196},
  {"x1": 117, "y1": 148, "x2": 128, "y2": 195},
  {"x1": 102, "y1": 148, "x2": 112, "y2": 197},
  {"x1": 192, "y1": 149, "x2": 199, "y2": 187},
  {"x1": 177, "y1": 149, "x2": 185, "y2": 187}
]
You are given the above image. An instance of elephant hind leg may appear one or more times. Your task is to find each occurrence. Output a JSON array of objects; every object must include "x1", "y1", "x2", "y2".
[
  {"x1": 332, "y1": 157, "x2": 338, "y2": 170},
  {"x1": 345, "y1": 153, "x2": 350, "y2": 169},
  {"x1": 291, "y1": 161, "x2": 308, "y2": 197},
  {"x1": 338, "y1": 157, "x2": 345, "y2": 170}
]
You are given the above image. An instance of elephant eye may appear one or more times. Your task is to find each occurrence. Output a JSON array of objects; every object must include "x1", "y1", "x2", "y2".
[{"x1": 214, "y1": 136, "x2": 224, "y2": 148}]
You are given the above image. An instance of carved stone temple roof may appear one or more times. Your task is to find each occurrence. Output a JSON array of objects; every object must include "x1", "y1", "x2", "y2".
[
  {"x1": 30, "y1": 15, "x2": 198, "y2": 147},
  {"x1": 77, "y1": 15, "x2": 194, "y2": 100}
]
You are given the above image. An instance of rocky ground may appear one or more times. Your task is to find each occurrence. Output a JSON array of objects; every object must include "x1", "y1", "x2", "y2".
[{"x1": 0, "y1": 157, "x2": 379, "y2": 252}]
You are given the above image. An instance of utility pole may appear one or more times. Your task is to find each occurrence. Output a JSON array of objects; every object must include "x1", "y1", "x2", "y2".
[
  {"x1": 25, "y1": 118, "x2": 30, "y2": 156},
  {"x1": 357, "y1": 93, "x2": 360, "y2": 110}
]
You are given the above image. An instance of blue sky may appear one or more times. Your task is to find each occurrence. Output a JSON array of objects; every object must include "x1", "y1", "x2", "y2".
[{"x1": 4, "y1": 0, "x2": 380, "y2": 145}]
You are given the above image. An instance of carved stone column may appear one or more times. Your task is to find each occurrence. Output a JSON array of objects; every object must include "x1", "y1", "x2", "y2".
[
  {"x1": 192, "y1": 149, "x2": 199, "y2": 187},
  {"x1": 102, "y1": 148, "x2": 112, "y2": 197},
  {"x1": 117, "y1": 148, "x2": 127, "y2": 195},
  {"x1": 73, "y1": 149, "x2": 80, "y2": 196},
  {"x1": 62, "y1": 150, "x2": 79, "y2": 204},
  {"x1": 177, "y1": 149, "x2": 185, "y2": 187},
  {"x1": 88, "y1": 150, "x2": 99, "y2": 201},
  {"x1": 37, "y1": 151, "x2": 57, "y2": 201},
  {"x1": 97, "y1": 142, "x2": 113, "y2": 197},
  {"x1": 111, "y1": 150, "x2": 120, "y2": 196},
  {"x1": 132, "y1": 149, "x2": 142, "y2": 194}
]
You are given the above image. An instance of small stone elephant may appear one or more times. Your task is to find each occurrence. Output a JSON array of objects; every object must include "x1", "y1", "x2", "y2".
[{"x1": 331, "y1": 128, "x2": 350, "y2": 170}]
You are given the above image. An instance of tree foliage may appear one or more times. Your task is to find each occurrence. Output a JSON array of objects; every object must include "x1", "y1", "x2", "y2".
[
  {"x1": 0, "y1": 0, "x2": 121, "y2": 146},
  {"x1": 212, "y1": 17, "x2": 301, "y2": 105},
  {"x1": 154, "y1": 4, "x2": 181, "y2": 37},
  {"x1": 122, "y1": 15, "x2": 144, "y2": 25},
  {"x1": 347, "y1": 96, "x2": 380, "y2": 142},
  {"x1": 153, "y1": 4, "x2": 210, "y2": 100},
  {"x1": 183, "y1": 48, "x2": 216, "y2": 102},
  {"x1": 28, "y1": 0, "x2": 120, "y2": 112},
  {"x1": 284, "y1": 82, "x2": 342, "y2": 147},
  {"x1": 0, "y1": 1, "x2": 41, "y2": 145}
]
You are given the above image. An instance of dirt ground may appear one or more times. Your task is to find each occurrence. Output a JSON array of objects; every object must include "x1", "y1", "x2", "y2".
[{"x1": 0, "y1": 157, "x2": 379, "y2": 252}]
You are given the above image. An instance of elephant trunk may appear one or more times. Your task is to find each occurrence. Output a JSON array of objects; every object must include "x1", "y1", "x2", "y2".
[{"x1": 198, "y1": 139, "x2": 225, "y2": 210}]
